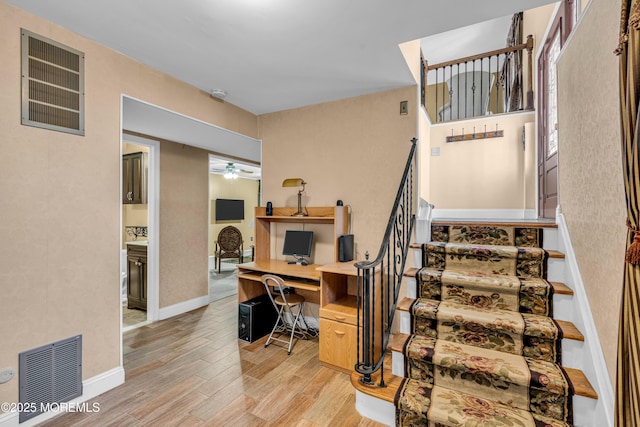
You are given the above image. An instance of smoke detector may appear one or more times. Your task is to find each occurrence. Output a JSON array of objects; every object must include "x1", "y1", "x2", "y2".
[{"x1": 210, "y1": 89, "x2": 227, "y2": 99}]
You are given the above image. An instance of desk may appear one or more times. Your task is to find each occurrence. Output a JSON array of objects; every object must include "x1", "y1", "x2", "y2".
[
  {"x1": 237, "y1": 259, "x2": 376, "y2": 373},
  {"x1": 237, "y1": 260, "x2": 321, "y2": 304}
]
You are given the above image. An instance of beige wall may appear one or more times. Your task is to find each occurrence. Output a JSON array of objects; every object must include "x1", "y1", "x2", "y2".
[
  {"x1": 209, "y1": 174, "x2": 260, "y2": 256},
  {"x1": 556, "y1": 0, "x2": 624, "y2": 382},
  {"x1": 0, "y1": 1, "x2": 258, "y2": 406},
  {"x1": 159, "y1": 142, "x2": 211, "y2": 308},
  {"x1": 258, "y1": 86, "x2": 417, "y2": 261},
  {"x1": 429, "y1": 112, "x2": 536, "y2": 209}
]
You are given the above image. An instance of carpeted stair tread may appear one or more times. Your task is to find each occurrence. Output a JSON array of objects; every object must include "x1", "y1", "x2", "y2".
[
  {"x1": 389, "y1": 333, "x2": 596, "y2": 399},
  {"x1": 415, "y1": 268, "x2": 556, "y2": 315},
  {"x1": 431, "y1": 219, "x2": 558, "y2": 228},
  {"x1": 411, "y1": 242, "x2": 564, "y2": 258},
  {"x1": 397, "y1": 296, "x2": 583, "y2": 342},
  {"x1": 422, "y1": 242, "x2": 549, "y2": 278},
  {"x1": 411, "y1": 297, "x2": 563, "y2": 361},
  {"x1": 404, "y1": 267, "x2": 574, "y2": 296},
  {"x1": 396, "y1": 382, "x2": 573, "y2": 427}
]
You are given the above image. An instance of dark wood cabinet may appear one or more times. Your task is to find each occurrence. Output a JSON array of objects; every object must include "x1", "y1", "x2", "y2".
[
  {"x1": 127, "y1": 243, "x2": 147, "y2": 310},
  {"x1": 122, "y1": 152, "x2": 147, "y2": 204}
]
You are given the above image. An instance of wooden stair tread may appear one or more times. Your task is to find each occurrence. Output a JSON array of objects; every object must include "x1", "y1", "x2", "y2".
[
  {"x1": 556, "y1": 320, "x2": 584, "y2": 341},
  {"x1": 387, "y1": 333, "x2": 596, "y2": 399},
  {"x1": 550, "y1": 281, "x2": 574, "y2": 295},
  {"x1": 403, "y1": 268, "x2": 574, "y2": 296},
  {"x1": 547, "y1": 249, "x2": 565, "y2": 259},
  {"x1": 350, "y1": 370, "x2": 402, "y2": 404},
  {"x1": 431, "y1": 219, "x2": 558, "y2": 228},
  {"x1": 397, "y1": 297, "x2": 583, "y2": 341},
  {"x1": 565, "y1": 367, "x2": 598, "y2": 399}
]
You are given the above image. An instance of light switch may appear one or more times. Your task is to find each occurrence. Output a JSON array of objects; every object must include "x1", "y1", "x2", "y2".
[{"x1": 431, "y1": 147, "x2": 441, "y2": 156}]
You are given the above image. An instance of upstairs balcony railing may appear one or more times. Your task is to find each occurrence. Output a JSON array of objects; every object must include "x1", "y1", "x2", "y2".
[{"x1": 422, "y1": 34, "x2": 534, "y2": 123}]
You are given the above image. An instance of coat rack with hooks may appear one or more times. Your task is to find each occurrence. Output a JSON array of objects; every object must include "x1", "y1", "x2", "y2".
[{"x1": 446, "y1": 124, "x2": 504, "y2": 143}]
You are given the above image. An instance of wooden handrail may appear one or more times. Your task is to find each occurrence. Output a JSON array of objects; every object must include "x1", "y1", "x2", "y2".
[
  {"x1": 423, "y1": 33, "x2": 535, "y2": 121},
  {"x1": 427, "y1": 36, "x2": 533, "y2": 70}
]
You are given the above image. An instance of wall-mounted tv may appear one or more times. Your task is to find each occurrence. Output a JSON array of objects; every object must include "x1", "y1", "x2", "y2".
[{"x1": 215, "y1": 198, "x2": 244, "y2": 221}]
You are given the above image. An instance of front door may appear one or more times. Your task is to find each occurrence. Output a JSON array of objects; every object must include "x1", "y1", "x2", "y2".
[{"x1": 537, "y1": 1, "x2": 574, "y2": 218}]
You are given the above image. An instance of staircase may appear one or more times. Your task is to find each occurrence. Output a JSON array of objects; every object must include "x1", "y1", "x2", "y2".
[{"x1": 352, "y1": 219, "x2": 599, "y2": 426}]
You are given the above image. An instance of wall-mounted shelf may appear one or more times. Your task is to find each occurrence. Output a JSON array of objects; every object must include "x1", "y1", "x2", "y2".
[{"x1": 446, "y1": 129, "x2": 504, "y2": 143}]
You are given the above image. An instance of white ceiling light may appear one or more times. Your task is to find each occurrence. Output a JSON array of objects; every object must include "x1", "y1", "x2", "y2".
[
  {"x1": 210, "y1": 89, "x2": 227, "y2": 99},
  {"x1": 223, "y1": 162, "x2": 238, "y2": 179}
]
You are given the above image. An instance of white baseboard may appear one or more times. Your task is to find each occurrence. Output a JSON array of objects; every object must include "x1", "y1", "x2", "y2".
[
  {"x1": 432, "y1": 209, "x2": 536, "y2": 220},
  {"x1": 556, "y1": 214, "x2": 614, "y2": 427},
  {"x1": 0, "y1": 367, "x2": 124, "y2": 427},
  {"x1": 158, "y1": 295, "x2": 210, "y2": 320}
]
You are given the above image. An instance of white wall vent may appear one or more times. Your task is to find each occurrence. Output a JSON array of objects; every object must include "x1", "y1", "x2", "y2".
[
  {"x1": 18, "y1": 335, "x2": 82, "y2": 423},
  {"x1": 21, "y1": 29, "x2": 85, "y2": 135}
]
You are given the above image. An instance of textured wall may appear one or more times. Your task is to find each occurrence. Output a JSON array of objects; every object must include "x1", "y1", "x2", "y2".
[
  {"x1": 259, "y1": 86, "x2": 417, "y2": 262},
  {"x1": 159, "y1": 142, "x2": 210, "y2": 308},
  {"x1": 556, "y1": 0, "x2": 625, "y2": 383},
  {"x1": 0, "y1": 1, "x2": 258, "y2": 406},
  {"x1": 429, "y1": 113, "x2": 536, "y2": 210}
]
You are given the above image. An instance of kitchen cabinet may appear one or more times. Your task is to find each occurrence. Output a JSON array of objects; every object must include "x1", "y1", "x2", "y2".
[
  {"x1": 122, "y1": 152, "x2": 147, "y2": 204},
  {"x1": 126, "y1": 243, "x2": 147, "y2": 310}
]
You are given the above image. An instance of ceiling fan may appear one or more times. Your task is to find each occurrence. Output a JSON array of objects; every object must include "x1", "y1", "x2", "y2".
[{"x1": 210, "y1": 162, "x2": 254, "y2": 179}]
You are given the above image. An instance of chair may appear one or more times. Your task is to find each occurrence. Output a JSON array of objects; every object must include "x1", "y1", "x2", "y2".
[
  {"x1": 214, "y1": 226, "x2": 243, "y2": 273},
  {"x1": 438, "y1": 70, "x2": 495, "y2": 121},
  {"x1": 260, "y1": 274, "x2": 311, "y2": 355}
]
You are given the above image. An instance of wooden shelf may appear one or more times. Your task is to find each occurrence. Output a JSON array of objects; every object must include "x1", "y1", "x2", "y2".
[
  {"x1": 237, "y1": 271, "x2": 320, "y2": 293},
  {"x1": 254, "y1": 206, "x2": 348, "y2": 263},
  {"x1": 255, "y1": 215, "x2": 336, "y2": 224}
]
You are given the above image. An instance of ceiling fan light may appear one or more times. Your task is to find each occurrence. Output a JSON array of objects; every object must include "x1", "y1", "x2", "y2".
[{"x1": 224, "y1": 162, "x2": 238, "y2": 179}]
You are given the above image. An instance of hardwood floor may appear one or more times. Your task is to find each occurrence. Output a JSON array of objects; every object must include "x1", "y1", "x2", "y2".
[{"x1": 41, "y1": 295, "x2": 386, "y2": 427}]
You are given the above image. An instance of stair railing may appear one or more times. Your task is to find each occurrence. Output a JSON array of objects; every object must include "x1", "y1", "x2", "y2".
[
  {"x1": 354, "y1": 137, "x2": 417, "y2": 386},
  {"x1": 422, "y1": 34, "x2": 534, "y2": 122}
]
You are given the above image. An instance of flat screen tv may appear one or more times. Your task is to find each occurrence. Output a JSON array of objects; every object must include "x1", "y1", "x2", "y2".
[
  {"x1": 215, "y1": 198, "x2": 244, "y2": 221},
  {"x1": 282, "y1": 230, "x2": 314, "y2": 265}
]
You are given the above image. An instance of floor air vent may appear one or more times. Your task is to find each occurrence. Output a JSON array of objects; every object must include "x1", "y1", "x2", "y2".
[
  {"x1": 21, "y1": 29, "x2": 85, "y2": 135},
  {"x1": 19, "y1": 335, "x2": 82, "y2": 423}
]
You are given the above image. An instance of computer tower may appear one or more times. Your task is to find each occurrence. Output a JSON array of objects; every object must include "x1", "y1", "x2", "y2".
[{"x1": 238, "y1": 294, "x2": 278, "y2": 343}]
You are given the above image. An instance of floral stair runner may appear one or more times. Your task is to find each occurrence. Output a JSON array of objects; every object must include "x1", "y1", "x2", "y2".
[
  {"x1": 400, "y1": 336, "x2": 573, "y2": 422},
  {"x1": 410, "y1": 299, "x2": 563, "y2": 362},
  {"x1": 396, "y1": 383, "x2": 571, "y2": 427},
  {"x1": 395, "y1": 223, "x2": 576, "y2": 426},
  {"x1": 417, "y1": 269, "x2": 554, "y2": 316}
]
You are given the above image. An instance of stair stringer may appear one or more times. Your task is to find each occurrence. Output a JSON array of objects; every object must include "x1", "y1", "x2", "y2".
[{"x1": 552, "y1": 213, "x2": 614, "y2": 427}]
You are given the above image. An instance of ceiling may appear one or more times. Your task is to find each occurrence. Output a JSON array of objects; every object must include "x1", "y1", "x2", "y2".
[{"x1": 6, "y1": 0, "x2": 555, "y2": 116}]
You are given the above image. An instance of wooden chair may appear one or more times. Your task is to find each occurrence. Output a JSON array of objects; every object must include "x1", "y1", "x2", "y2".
[
  {"x1": 214, "y1": 226, "x2": 244, "y2": 273},
  {"x1": 260, "y1": 274, "x2": 311, "y2": 355}
]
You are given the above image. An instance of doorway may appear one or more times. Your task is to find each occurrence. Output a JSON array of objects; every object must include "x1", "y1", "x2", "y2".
[
  {"x1": 120, "y1": 135, "x2": 159, "y2": 331},
  {"x1": 208, "y1": 155, "x2": 261, "y2": 302},
  {"x1": 537, "y1": 0, "x2": 575, "y2": 218}
]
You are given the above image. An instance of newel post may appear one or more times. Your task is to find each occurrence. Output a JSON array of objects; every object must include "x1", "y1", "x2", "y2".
[{"x1": 526, "y1": 34, "x2": 534, "y2": 110}]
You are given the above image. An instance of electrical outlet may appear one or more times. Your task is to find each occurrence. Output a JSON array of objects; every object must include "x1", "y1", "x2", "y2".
[
  {"x1": 400, "y1": 100, "x2": 408, "y2": 115},
  {"x1": 0, "y1": 368, "x2": 15, "y2": 384}
]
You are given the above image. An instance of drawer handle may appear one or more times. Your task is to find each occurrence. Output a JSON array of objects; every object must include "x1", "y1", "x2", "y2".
[
  {"x1": 334, "y1": 315, "x2": 346, "y2": 321},
  {"x1": 334, "y1": 330, "x2": 346, "y2": 336}
]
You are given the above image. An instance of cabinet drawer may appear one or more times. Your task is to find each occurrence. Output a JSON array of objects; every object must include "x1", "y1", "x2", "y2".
[
  {"x1": 319, "y1": 318, "x2": 359, "y2": 372},
  {"x1": 319, "y1": 295, "x2": 358, "y2": 326}
]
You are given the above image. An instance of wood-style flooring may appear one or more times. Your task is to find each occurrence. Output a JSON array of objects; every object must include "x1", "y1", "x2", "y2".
[{"x1": 40, "y1": 295, "x2": 385, "y2": 427}]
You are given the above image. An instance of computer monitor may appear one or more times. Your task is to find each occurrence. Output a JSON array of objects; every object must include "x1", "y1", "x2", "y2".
[{"x1": 282, "y1": 230, "x2": 313, "y2": 265}]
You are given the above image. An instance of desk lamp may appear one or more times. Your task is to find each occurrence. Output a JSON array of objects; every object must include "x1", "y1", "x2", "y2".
[{"x1": 282, "y1": 178, "x2": 307, "y2": 217}]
